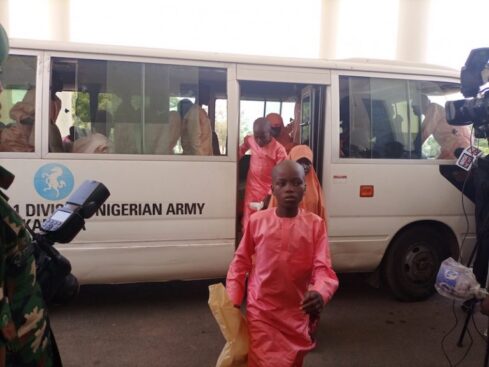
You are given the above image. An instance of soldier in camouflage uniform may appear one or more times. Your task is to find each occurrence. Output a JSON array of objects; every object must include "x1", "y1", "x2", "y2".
[
  {"x1": 0, "y1": 24, "x2": 58, "y2": 367},
  {"x1": 0, "y1": 166, "x2": 57, "y2": 367}
]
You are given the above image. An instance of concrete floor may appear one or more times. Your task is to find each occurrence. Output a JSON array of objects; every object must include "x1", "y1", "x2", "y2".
[{"x1": 49, "y1": 274, "x2": 488, "y2": 367}]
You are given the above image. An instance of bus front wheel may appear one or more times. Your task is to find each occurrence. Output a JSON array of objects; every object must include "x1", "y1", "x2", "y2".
[{"x1": 383, "y1": 226, "x2": 447, "y2": 302}]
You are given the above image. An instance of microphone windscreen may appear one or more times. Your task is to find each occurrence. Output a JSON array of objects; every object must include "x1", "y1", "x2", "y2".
[{"x1": 454, "y1": 147, "x2": 465, "y2": 158}]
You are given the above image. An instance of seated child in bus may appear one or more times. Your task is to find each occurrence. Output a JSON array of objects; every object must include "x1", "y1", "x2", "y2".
[
  {"x1": 8, "y1": 81, "x2": 64, "y2": 152},
  {"x1": 179, "y1": 88, "x2": 213, "y2": 156},
  {"x1": 3, "y1": 90, "x2": 35, "y2": 152},
  {"x1": 72, "y1": 110, "x2": 112, "y2": 154},
  {"x1": 239, "y1": 117, "x2": 287, "y2": 230},
  {"x1": 154, "y1": 111, "x2": 181, "y2": 155},
  {"x1": 269, "y1": 144, "x2": 327, "y2": 228},
  {"x1": 226, "y1": 160, "x2": 338, "y2": 366},
  {"x1": 0, "y1": 119, "x2": 34, "y2": 152}
]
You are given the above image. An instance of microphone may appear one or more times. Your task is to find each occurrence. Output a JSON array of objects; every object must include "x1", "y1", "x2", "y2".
[
  {"x1": 436, "y1": 258, "x2": 488, "y2": 301},
  {"x1": 454, "y1": 147, "x2": 465, "y2": 159}
]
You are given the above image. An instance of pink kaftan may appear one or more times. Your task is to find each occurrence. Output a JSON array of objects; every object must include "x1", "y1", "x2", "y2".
[
  {"x1": 226, "y1": 208, "x2": 339, "y2": 367},
  {"x1": 239, "y1": 136, "x2": 287, "y2": 229}
]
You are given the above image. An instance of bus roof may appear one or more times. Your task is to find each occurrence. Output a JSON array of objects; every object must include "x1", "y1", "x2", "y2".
[{"x1": 10, "y1": 38, "x2": 459, "y2": 79}]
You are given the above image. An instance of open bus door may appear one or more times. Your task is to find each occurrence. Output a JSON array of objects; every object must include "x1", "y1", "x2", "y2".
[{"x1": 300, "y1": 85, "x2": 325, "y2": 181}]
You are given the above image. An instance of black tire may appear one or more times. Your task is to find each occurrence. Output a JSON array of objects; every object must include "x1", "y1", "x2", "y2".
[{"x1": 383, "y1": 225, "x2": 448, "y2": 302}]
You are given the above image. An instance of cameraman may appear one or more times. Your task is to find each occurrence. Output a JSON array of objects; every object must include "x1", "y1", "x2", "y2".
[{"x1": 0, "y1": 25, "x2": 61, "y2": 367}]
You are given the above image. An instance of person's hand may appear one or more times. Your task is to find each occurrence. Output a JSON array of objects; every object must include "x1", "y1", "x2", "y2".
[
  {"x1": 481, "y1": 297, "x2": 489, "y2": 316},
  {"x1": 1, "y1": 321, "x2": 17, "y2": 342},
  {"x1": 301, "y1": 290, "x2": 324, "y2": 316},
  {"x1": 249, "y1": 202, "x2": 264, "y2": 211}
]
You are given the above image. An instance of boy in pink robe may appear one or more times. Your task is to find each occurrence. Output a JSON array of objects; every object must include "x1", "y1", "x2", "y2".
[
  {"x1": 227, "y1": 160, "x2": 339, "y2": 367},
  {"x1": 239, "y1": 118, "x2": 287, "y2": 230}
]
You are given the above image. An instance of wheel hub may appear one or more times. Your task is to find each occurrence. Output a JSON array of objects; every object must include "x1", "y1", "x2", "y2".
[{"x1": 403, "y1": 244, "x2": 436, "y2": 283}]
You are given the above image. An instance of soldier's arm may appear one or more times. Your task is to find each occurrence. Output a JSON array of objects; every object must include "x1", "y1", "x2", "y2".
[{"x1": 0, "y1": 209, "x2": 18, "y2": 345}]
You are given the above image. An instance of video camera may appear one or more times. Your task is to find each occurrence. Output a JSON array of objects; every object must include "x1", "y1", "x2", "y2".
[
  {"x1": 446, "y1": 48, "x2": 489, "y2": 138},
  {"x1": 32, "y1": 180, "x2": 110, "y2": 304}
]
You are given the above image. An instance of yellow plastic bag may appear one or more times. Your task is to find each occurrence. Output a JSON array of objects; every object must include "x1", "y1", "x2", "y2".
[{"x1": 208, "y1": 283, "x2": 248, "y2": 367}]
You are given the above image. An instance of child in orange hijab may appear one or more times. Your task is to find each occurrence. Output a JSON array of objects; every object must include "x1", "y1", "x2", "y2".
[
  {"x1": 266, "y1": 112, "x2": 295, "y2": 153},
  {"x1": 270, "y1": 145, "x2": 327, "y2": 226}
]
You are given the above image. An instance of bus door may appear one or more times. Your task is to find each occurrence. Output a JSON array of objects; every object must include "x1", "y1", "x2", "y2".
[
  {"x1": 300, "y1": 85, "x2": 325, "y2": 181},
  {"x1": 236, "y1": 64, "x2": 330, "y2": 237}
]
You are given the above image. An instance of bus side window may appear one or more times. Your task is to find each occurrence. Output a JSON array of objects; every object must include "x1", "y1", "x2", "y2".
[
  {"x1": 49, "y1": 57, "x2": 228, "y2": 156},
  {"x1": 0, "y1": 55, "x2": 37, "y2": 153},
  {"x1": 339, "y1": 75, "x2": 461, "y2": 160},
  {"x1": 113, "y1": 92, "x2": 142, "y2": 154}
]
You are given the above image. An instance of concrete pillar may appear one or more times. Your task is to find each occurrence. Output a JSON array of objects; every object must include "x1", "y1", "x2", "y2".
[
  {"x1": 0, "y1": 0, "x2": 10, "y2": 33},
  {"x1": 319, "y1": 0, "x2": 341, "y2": 59},
  {"x1": 396, "y1": 0, "x2": 431, "y2": 63},
  {"x1": 49, "y1": 0, "x2": 70, "y2": 41}
]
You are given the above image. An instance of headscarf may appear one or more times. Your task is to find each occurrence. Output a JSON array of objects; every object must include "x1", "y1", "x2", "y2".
[
  {"x1": 289, "y1": 144, "x2": 313, "y2": 166},
  {"x1": 266, "y1": 113, "x2": 294, "y2": 153}
]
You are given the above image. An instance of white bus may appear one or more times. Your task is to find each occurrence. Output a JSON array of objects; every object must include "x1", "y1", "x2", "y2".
[{"x1": 0, "y1": 39, "x2": 476, "y2": 301}]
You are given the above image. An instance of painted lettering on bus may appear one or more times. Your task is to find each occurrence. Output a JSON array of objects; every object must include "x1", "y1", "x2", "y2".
[
  {"x1": 94, "y1": 202, "x2": 206, "y2": 216},
  {"x1": 12, "y1": 203, "x2": 63, "y2": 217},
  {"x1": 10, "y1": 202, "x2": 206, "y2": 229},
  {"x1": 26, "y1": 203, "x2": 64, "y2": 217},
  {"x1": 166, "y1": 202, "x2": 205, "y2": 215},
  {"x1": 24, "y1": 219, "x2": 44, "y2": 231},
  {"x1": 96, "y1": 203, "x2": 164, "y2": 216},
  {"x1": 10, "y1": 203, "x2": 65, "y2": 231}
]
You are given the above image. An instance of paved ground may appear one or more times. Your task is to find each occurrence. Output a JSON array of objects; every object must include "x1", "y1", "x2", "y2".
[{"x1": 49, "y1": 274, "x2": 488, "y2": 367}]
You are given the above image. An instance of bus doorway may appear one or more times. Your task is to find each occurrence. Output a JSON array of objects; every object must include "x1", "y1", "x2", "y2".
[
  {"x1": 236, "y1": 80, "x2": 327, "y2": 241},
  {"x1": 300, "y1": 85, "x2": 326, "y2": 180}
]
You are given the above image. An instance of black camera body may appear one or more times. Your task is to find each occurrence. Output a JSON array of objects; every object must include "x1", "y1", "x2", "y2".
[
  {"x1": 446, "y1": 48, "x2": 489, "y2": 137},
  {"x1": 32, "y1": 233, "x2": 79, "y2": 305},
  {"x1": 34, "y1": 180, "x2": 110, "y2": 304},
  {"x1": 40, "y1": 180, "x2": 110, "y2": 244}
]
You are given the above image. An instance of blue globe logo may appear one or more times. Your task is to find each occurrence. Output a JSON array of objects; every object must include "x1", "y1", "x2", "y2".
[{"x1": 34, "y1": 163, "x2": 74, "y2": 201}]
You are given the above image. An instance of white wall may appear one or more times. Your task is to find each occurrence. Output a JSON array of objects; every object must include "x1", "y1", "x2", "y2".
[
  {"x1": 319, "y1": 0, "x2": 489, "y2": 69},
  {"x1": 1, "y1": 0, "x2": 488, "y2": 69}
]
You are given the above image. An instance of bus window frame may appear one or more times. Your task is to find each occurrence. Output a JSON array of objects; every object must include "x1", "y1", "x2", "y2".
[
  {"x1": 237, "y1": 64, "x2": 331, "y2": 85},
  {"x1": 330, "y1": 70, "x2": 461, "y2": 164},
  {"x1": 1, "y1": 49, "x2": 43, "y2": 159},
  {"x1": 40, "y1": 51, "x2": 238, "y2": 162}
]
